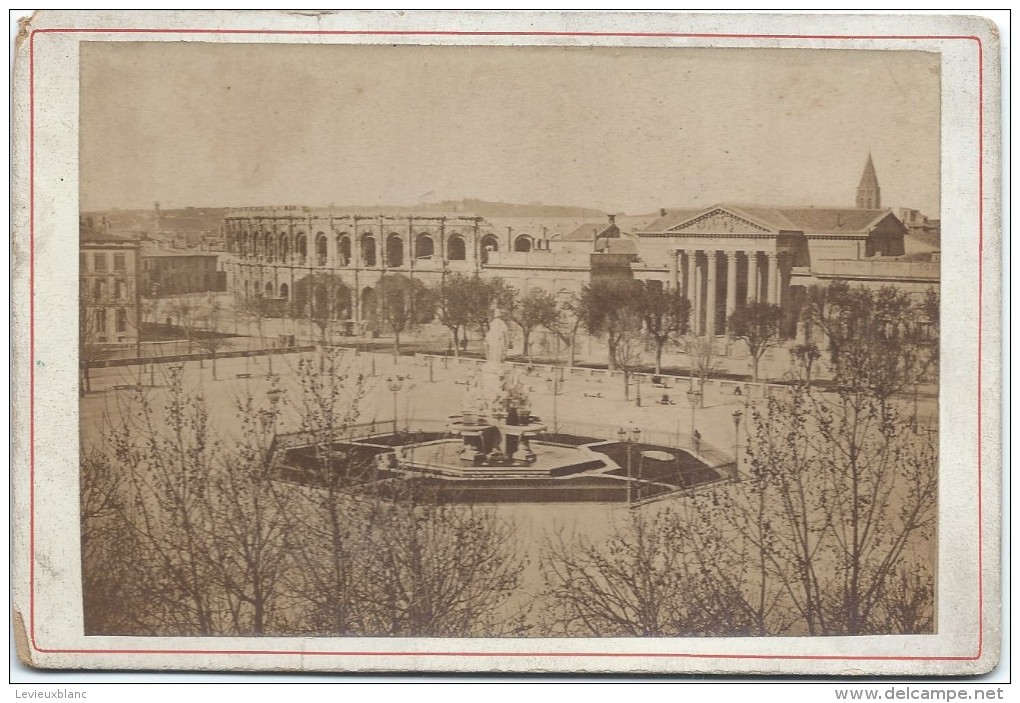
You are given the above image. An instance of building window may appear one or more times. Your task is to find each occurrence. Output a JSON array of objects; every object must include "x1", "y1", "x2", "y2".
[
  {"x1": 80, "y1": 252, "x2": 87, "y2": 272},
  {"x1": 116, "y1": 308, "x2": 128, "y2": 333},
  {"x1": 93, "y1": 253, "x2": 107, "y2": 272},
  {"x1": 447, "y1": 235, "x2": 466, "y2": 261},
  {"x1": 95, "y1": 308, "x2": 107, "y2": 335},
  {"x1": 115, "y1": 279, "x2": 127, "y2": 300},
  {"x1": 113, "y1": 253, "x2": 126, "y2": 271},
  {"x1": 94, "y1": 279, "x2": 106, "y2": 299}
]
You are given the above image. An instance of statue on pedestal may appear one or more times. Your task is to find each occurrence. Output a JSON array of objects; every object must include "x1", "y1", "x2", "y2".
[{"x1": 484, "y1": 313, "x2": 510, "y2": 366}]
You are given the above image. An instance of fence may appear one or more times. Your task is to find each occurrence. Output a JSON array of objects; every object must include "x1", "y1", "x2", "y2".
[
  {"x1": 275, "y1": 414, "x2": 733, "y2": 470},
  {"x1": 412, "y1": 353, "x2": 789, "y2": 401},
  {"x1": 93, "y1": 344, "x2": 315, "y2": 369}
]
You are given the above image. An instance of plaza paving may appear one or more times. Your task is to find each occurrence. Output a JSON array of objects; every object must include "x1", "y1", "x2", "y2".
[
  {"x1": 78, "y1": 332, "x2": 940, "y2": 634},
  {"x1": 80, "y1": 328, "x2": 940, "y2": 476}
]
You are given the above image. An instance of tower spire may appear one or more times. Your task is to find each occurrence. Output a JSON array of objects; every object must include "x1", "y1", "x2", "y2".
[{"x1": 856, "y1": 153, "x2": 881, "y2": 209}]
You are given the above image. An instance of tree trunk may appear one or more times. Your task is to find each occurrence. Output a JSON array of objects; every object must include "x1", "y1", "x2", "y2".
[
  {"x1": 655, "y1": 342, "x2": 664, "y2": 375},
  {"x1": 752, "y1": 355, "x2": 760, "y2": 384},
  {"x1": 523, "y1": 329, "x2": 532, "y2": 363},
  {"x1": 211, "y1": 353, "x2": 217, "y2": 380},
  {"x1": 393, "y1": 331, "x2": 401, "y2": 360},
  {"x1": 451, "y1": 328, "x2": 460, "y2": 359},
  {"x1": 623, "y1": 370, "x2": 630, "y2": 400}
]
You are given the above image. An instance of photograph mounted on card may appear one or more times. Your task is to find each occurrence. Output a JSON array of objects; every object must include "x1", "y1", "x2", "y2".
[{"x1": 10, "y1": 10, "x2": 1001, "y2": 675}]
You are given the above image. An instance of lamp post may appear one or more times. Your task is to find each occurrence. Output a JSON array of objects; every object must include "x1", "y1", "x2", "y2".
[
  {"x1": 387, "y1": 375, "x2": 403, "y2": 438},
  {"x1": 731, "y1": 409, "x2": 743, "y2": 482},
  {"x1": 549, "y1": 372, "x2": 560, "y2": 435},
  {"x1": 618, "y1": 426, "x2": 642, "y2": 507},
  {"x1": 266, "y1": 385, "x2": 284, "y2": 448}
]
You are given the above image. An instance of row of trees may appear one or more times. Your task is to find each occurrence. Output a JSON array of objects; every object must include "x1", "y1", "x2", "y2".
[
  {"x1": 83, "y1": 325, "x2": 937, "y2": 637},
  {"x1": 541, "y1": 282, "x2": 939, "y2": 635},
  {"x1": 83, "y1": 351, "x2": 528, "y2": 637}
]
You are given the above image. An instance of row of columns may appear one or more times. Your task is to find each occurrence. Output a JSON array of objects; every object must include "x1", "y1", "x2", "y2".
[{"x1": 667, "y1": 249, "x2": 785, "y2": 337}]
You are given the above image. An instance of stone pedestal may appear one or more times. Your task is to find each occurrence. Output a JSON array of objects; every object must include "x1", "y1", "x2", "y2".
[{"x1": 448, "y1": 416, "x2": 547, "y2": 467}]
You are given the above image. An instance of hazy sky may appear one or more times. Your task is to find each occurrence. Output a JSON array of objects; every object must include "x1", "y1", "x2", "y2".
[{"x1": 80, "y1": 42, "x2": 941, "y2": 215}]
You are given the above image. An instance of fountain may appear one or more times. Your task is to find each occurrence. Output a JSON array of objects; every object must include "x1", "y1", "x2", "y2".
[{"x1": 449, "y1": 312, "x2": 546, "y2": 467}]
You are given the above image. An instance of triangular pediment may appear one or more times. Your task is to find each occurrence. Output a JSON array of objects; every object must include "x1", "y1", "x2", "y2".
[{"x1": 667, "y1": 207, "x2": 773, "y2": 235}]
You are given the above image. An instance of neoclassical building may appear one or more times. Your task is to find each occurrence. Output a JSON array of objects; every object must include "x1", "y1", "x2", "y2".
[
  {"x1": 221, "y1": 158, "x2": 938, "y2": 336},
  {"x1": 631, "y1": 203, "x2": 916, "y2": 337}
]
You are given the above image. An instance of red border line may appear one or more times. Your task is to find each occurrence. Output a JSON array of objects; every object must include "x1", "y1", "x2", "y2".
[
  {"x1": 33, "y1": 27, "x2": 985, "y2": 663},
  {"x1": 30, "y1": 28, "x2": 983, "y2": 40}
]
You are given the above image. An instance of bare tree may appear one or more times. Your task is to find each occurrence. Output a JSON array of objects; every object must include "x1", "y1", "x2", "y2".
[
  {"x1": 358, "y1": 483, "x2": 528, "y2": 637},
  {"x1": 550, "y1": 291, "x2": 585, "y2": 369},
  {"x1": 805, "y1": 282, "x2": 938, "y2": 411},
  {"x1": 432, "y1": 273, "x2": 484, "y2": 358},
  {"x1": 702, "y1": 380, "x2": 937, "y2": 635},
  {"x1": 790, "y1": 341, "x2": 822, "y2": 387},
  {"x1": 79, "y1": 280, "x2": 114, "y2": 396},
  {"x1": 472, "y1": 276, "x2": 518, "y2": 339},
  {"x1": 727, "y1": 301, "x2": 783, "y2": 383},
  {"x1": 612, "y1": 320, "x2": 645, "y2": 401},
  {"x1": 285, "y1": 348, "x2": 374, "y2": 635},
  {"x1": 235, "y1": 293, "x2": 274, "y2": 375},
  {"x1": 637, "y1": 286, "x2": 691, "y2": 375},
  {"x1": 376, "y1": 273, "x2": 436, "y2": 359},
  {"x1": 80, "y1": 449, "x2": 148, "y2": 634},
  {"x1": 577, "y1": 279, "x2": 644, "y2": 372},
  {"x1": 682, "y1": 334, "x2": 722, "y2": 406},
  {"x1": 296, "y1": 272, "x2": 352, "y2": 344},
  {"x1": 194, "y1": 294, "x2": 232, "y2": 380},
  {"x1": 166, "y1": 297, "x2": 198, "y2": 354},
  {"x1": 106, "y1": 368, "x2": 226, "y2": 635},
  {"x1": 540, "y1": 509, "x2": 754, "y2": 636},
  {"x1": 511, "y1": 288, "x2": 561, "y2": 363},
  {"x1": 203, "y1": 381, "x2": 299, "y2": 635}
]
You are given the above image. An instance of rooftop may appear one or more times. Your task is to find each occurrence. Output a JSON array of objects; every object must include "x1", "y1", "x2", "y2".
[{"x1": 640, "y1": 204, "x2": 899, "y2": 234}]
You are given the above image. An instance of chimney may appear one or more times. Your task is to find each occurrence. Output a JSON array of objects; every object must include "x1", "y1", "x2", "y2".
[
  {"x1": 608, "y1": 213, "x2": 616, "y2": 225},
  {"x1": 660, "y1": 208, "x2": 667, "y2": 217}
]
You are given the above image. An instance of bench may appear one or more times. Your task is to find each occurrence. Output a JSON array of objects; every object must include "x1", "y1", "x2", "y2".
[
  {"x1": 236, "y1": 373, "x2": 252, "y2": 379},
  {"x1": 583, "y1": 391, "x2": 603, "y2": 398},
  {"x1": 113, "y1": 384, "x2": 141, "y2": 391}
]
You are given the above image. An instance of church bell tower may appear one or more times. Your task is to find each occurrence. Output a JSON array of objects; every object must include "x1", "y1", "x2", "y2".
[{"x1": 856, "y1": 153, "x2": 881, "y2": 209}]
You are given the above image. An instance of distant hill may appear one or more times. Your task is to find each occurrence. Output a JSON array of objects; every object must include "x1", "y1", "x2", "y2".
[
  {"x1": 417, "y1": 199, "x2": 608, "y2": 218},
  {"x1": 84, "y1": 200, "x2": 610, "y2": 229},
  {"x1": 83, "y1": 207, "x2": 227, "y2": 237}
]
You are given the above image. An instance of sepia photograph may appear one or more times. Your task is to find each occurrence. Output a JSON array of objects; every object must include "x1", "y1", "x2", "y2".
[{"x1": 12, "y1": 10, "x2": 1001, "y2": 677}]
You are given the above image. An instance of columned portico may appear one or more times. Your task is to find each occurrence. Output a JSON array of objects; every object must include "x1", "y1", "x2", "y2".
[
  {"x1": 687, "y1": 251, "x2": 700, "y2": 333},
  {"x1": 767, "y1": 252, "x2": 779, "y2": 305},
  {"x1": 665, "y1": 239, "x2": 791, "y2": 337},
  {"x1": 725, "y1": 251, "x2": 738, "y2": 327},
  {"x1": 705, "y1": 251, "x2": 718, "y2": 338},
  {"x1": 747, "y1": 251, "x2": 759, "y2": 303}
]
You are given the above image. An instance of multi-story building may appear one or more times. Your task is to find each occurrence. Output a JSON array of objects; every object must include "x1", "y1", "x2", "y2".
[
  {"x1": 140, "y1": 243, "x2": 226, "y2": 296},
  {"x1": 221, "y1": 157, "x2": 939, "y2": 338},
  {"x1": 222, "y1": 208, "x2": 502, "y2": 324},
  {"x1": 79, "y1": 216, "x2": 142, "y2": 348}
]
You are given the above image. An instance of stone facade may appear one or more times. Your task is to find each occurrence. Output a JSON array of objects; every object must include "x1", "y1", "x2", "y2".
[
  {"x1": 220, "y1": 161, "x2": 939, "y2": 336},
  {"x1": 80, "y1": 217, "x2": 142, "y2": 347}
]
